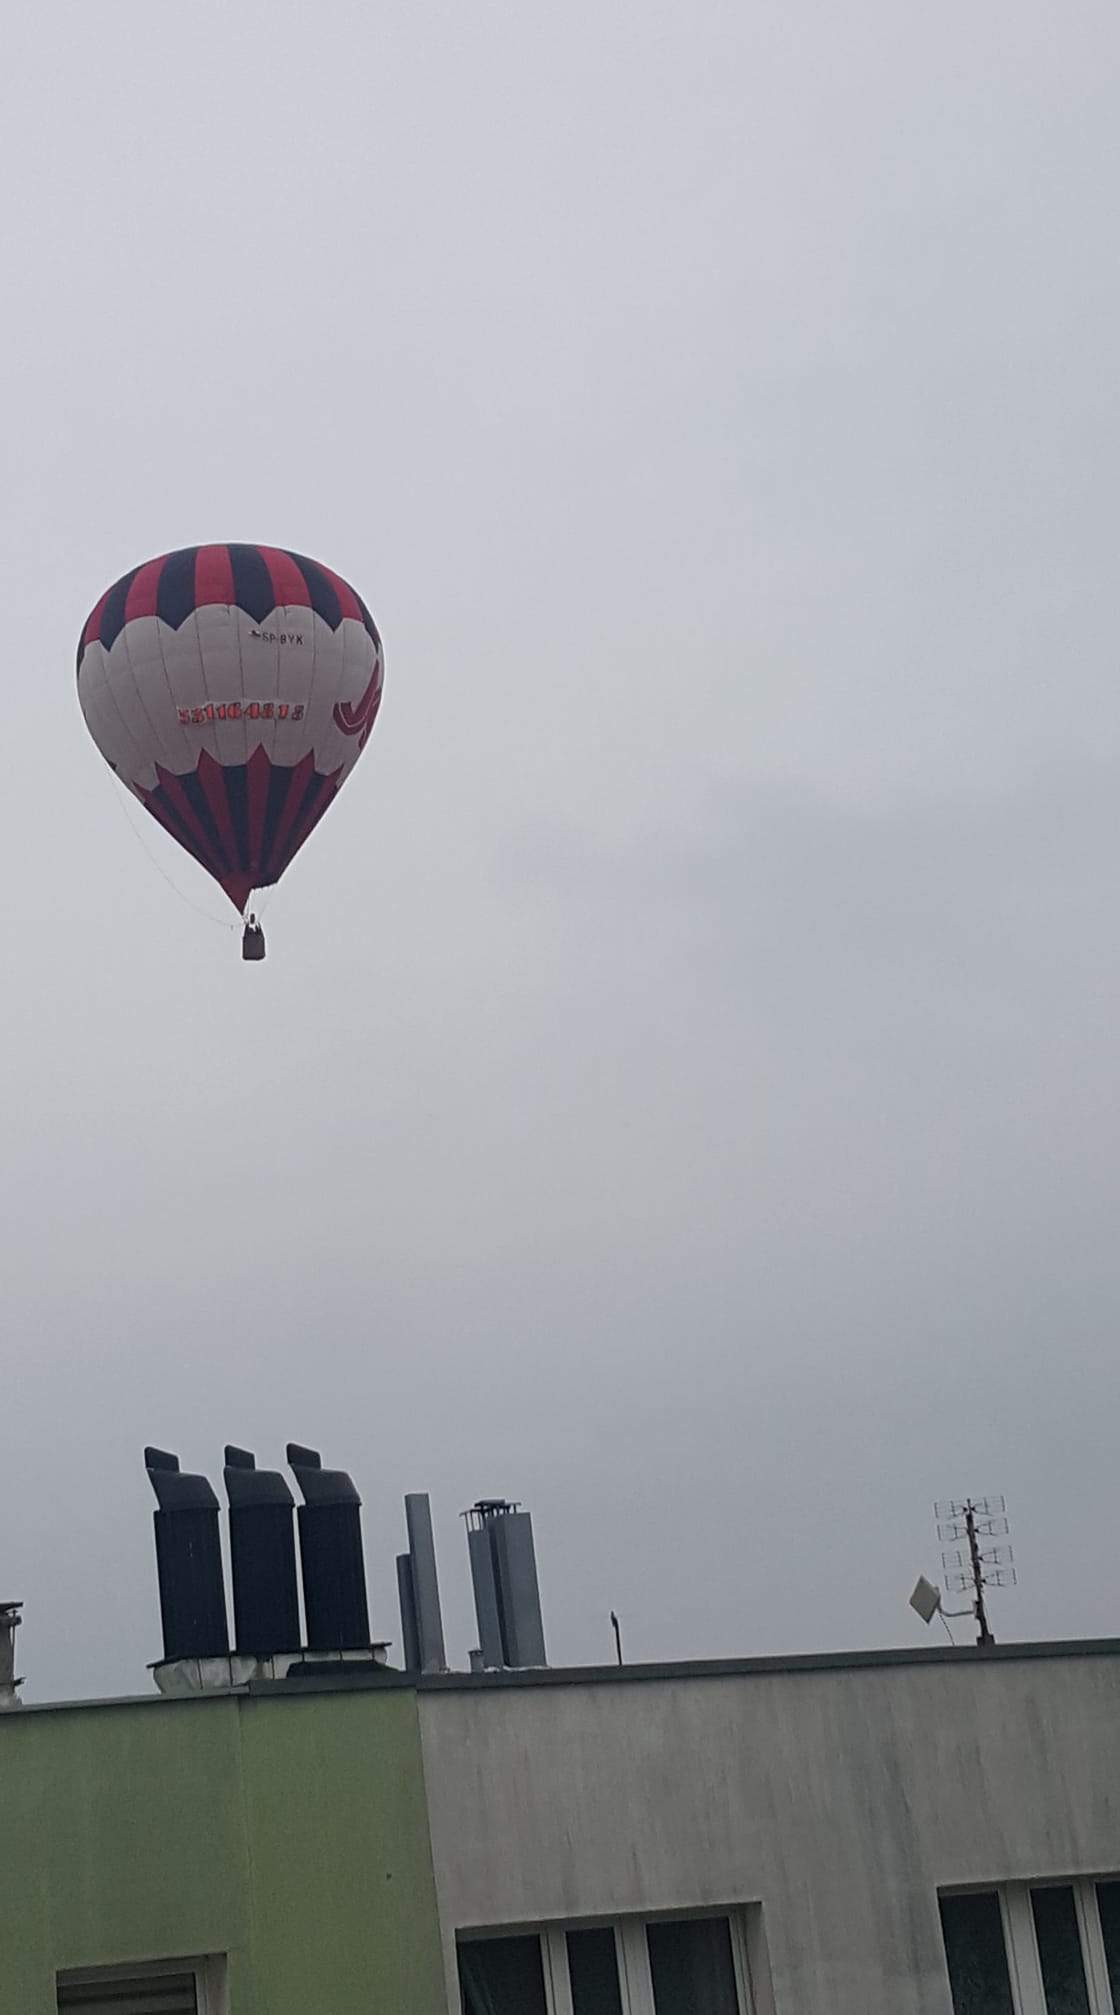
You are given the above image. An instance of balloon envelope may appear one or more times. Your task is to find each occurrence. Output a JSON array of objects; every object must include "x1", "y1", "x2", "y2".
[{"x1": 77, "y1": 544, "x2": 383, "y2": 913}]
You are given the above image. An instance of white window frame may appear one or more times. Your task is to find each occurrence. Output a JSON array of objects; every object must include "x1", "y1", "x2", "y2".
[
  {"x1": 999, "y1": 1885, "x2": 1047, "y2": 2015},
  {"x1": 1077, "y1": 1882, "x2": 1116, "y2": 2015},
  {"x1": 944, "y1": 1879, "x2": 1119, "y2": 2015},
  {"x1": 460, "y1": 1908, "x2": 762, "y2": 2015},
  {"x1": 56, "y1": 1954, "x2": 228, "y2": 2015},
  {"x1": 615, "y1": 1917, "x2": 657, "y2": 2015}
]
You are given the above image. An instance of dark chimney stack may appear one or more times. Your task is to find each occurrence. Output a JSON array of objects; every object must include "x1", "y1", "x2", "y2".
[
  {"x1": 286, "y1": 1445, "x2": 370, "y2": 1652},
  {"x1": 145, "y1": 1448, "x2": 229, "y2": 1662},
  {"x1": 223, "y1": 1447, "x2": 300, "y2": 1656}
]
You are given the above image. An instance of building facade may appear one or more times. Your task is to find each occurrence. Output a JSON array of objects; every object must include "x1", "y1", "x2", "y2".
[
  {"x1": 421, "y1": 1641, "x2": 1120, "y2": 2015},
  {"x1": 0, "y1": 1683, "x2": 446, "y2": 2015},
  {"x1": 5, "y1": 1639, "x2": 1120, "y2": 2015}
]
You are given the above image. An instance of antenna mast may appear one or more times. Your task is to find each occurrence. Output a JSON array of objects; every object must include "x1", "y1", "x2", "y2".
[{"x1": 934, "y1": 1496, "x2": 1016, "y2": 1646}]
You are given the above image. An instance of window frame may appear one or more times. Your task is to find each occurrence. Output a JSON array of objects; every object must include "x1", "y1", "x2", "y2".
[
  {"x1": 458, "y1": 1908, "x2": 761, "y2": 2015},
  {"x1": 55, "y1": 1954, "x2": 228, "y2": 2015},
  {"x1": 941, "y1": 1879, "x2": 1120, "y2": 2015}
]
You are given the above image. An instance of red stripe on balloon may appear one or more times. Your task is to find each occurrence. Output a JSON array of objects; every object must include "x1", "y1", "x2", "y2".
[
  {"x1": 315, "y1": 564, "x2": 363, "y2": 623},
  {"x1": 258, "y1": 547, "x2": 312, "y2": 610},
  {"x1": 195, "y1": 751, "x2": 242, "y2": 882},
  {"x1": 81, "y1": 590, "x2": 111, "y2": 654},
  {"x1": 220, "y1": 870, "x2": 255, "y2": 916},
  {"x1": 245, "y1": 745, "x2": 271, "y2": 880},
  {"x1": 194, "y1": 544, "x2": 236, "y2": 609},
  {"x1": 124, "y1": 556, "x2": 167, "y2": 623}
]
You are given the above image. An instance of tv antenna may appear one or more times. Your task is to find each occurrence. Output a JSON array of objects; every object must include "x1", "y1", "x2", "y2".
[{"x1": 909, "y1": 1496, "x2": 1016, "y2": 1647}]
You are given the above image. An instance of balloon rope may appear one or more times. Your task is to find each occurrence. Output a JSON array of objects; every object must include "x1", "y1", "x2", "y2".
[{"x1": 106, "y1": 776, "x2": 240, "y2": 932}]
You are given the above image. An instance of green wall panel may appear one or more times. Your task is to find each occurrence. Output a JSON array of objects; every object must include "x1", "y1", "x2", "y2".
[{"x1": 0, "y1": 1686, "x2": 446, "y2": 2015}]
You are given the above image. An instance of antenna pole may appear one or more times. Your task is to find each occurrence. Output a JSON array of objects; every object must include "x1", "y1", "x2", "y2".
[
  {"x1": 934, "y1": 1494, "x2": 1014, "y2": 1647},
  {"x1": 966, "y1": 1502, "x2": 994, "y2": 1647},
  {"x1": 610, "y1": 1611, "x2": 623, "y2": 1666}
]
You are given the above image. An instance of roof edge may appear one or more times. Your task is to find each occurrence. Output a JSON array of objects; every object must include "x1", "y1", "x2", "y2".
[
  {"x1": 412, "y1": 1636, "x2": 1120, "y2": 1694},
  {"x1": 12, "y1": 1636, "x2": 1120, "y2": 1715}
]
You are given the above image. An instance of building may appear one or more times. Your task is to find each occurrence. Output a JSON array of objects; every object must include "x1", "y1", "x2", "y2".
[
  {"x1": 420, "y1": 1638, "x2": 1120, "y2": 2015},
  {"x1": 3, "y1": 1453, "x2": 1120, "y2": 2015}
]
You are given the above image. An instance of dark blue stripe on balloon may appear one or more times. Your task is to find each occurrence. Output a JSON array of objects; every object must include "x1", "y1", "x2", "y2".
[
  {"x1": 223, "y1": 763, "x2": 250, "y2": 874},
  {"x1": 155, "y1": 548, "x2": 199, "y2": 630},
  {"x1": 354, "y1": 593, "x2": 380, "y2": 646},
  {"x1": 287, "y1": 552, "x2": 340, "y2": 629},
  {"x1": 291, "y1": 769, "x2": 326, "y2": 837},
  {"x1": 228, "y1": 545, "x2": 276, "y2": 624},
  {"x1": 178, "y1": 770, "x2": 232, "y2": 876},
  {"x1": 149, "y1": 792, "x2": 213, "y2": 873},
  {"x1": 99, "y1": 568, "x2": 140, "y2": 653},
  {"x1": 260, "y1": 761, "x2": 295, "y2": 882}
]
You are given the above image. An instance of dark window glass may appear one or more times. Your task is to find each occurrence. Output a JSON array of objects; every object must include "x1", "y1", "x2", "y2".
[
  {"x1": 567, "y1": 1928, "x2": 623, "y2": 2015},
  {"x1": 457, "y1": 1935, "x2": 547, "y2": 2015},
  {"x1": 647, "y1": 1916, "x2": 739, "y2": 2015},
  {"x1": 1031, "y1": 1887, "x2": 1091, "y2": 2015},
  {"x1": 1095, "y1": 1882, "x2": 1120, "y2": 2009},
  {"x1": 57, "y1": 1978, "x2": 197, "y2": 2013},
  {"x1": 939, "y1": 1893, "x2": 1014, "y2": 2015}
]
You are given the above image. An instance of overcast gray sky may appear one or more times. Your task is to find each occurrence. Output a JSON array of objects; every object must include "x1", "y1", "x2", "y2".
[{"x1": 2, "y1": 1, "x2": 1119, "y2": 1700}]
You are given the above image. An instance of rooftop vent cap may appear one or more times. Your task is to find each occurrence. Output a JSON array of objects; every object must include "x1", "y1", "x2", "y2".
[
  {"x1": 144, "y1": 1447, "x2": 221, "y2": 1513},
  {"x1": 286, "y1": 1443, "x2": 362, "y2": 1507}
]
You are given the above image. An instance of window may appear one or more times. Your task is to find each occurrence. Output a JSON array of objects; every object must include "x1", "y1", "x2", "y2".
[
  {"x1": 941, "y1": 1883, "x2": 1120, "y2": 2015},
  {"x1": 646, "y1": 1916, "x2": 740, "y2": 2015},
  {"x1": 940, "y1": 1892, "x2": 1015, "y2": 2015},
  {"x1": 457, "y1": 1912, "x2": 761, "y2": 2015},
  {"x1": 1031, "y1": 1887, "x2": 1092, "y2": 2015},
  {"x1": 56, "y1": 1958, "x2": 226, "y2": 2015},
  {"x1": 458, "y1": 1935, "x2": 548, "y2": 2015},
  {"x1": 567, "y1": 1928, "x2": 624, "y2": 2015}
]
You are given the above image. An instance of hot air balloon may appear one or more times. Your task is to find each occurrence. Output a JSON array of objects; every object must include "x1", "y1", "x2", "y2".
[{"x1": 77, "y1": 544, "x2": 384, "y2": 958}]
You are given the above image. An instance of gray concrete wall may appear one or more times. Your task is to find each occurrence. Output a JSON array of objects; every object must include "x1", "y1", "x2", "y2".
[{"x1": 417, "y1": 1648, "x2": 1120, "y2": 2015}]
